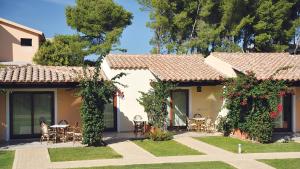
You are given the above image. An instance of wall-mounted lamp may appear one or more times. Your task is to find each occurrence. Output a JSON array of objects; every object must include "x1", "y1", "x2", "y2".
[{"x1": 196, "y1": 86, "x2": 202, "y2": 92}]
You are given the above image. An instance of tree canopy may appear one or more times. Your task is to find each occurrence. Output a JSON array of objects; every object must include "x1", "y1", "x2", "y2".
[
  {"x1": 138, "y1": 0, "x2": 300, "y2": 55},
  {"x1": 34, "y1": 0, "x2": 133, "y2": 66},
  {"x1": 33, "y1": 35, "x2": 89, "y2": 66},
  {"x1": 66, "y1": 0, "x2": 133, "y2": 55},
  {"x1": 67, "y1": 0, "x2": 132, "y2": 146}
]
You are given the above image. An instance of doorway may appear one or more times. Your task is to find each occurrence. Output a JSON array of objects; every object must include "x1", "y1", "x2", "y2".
[
  {"x1": 169, "y1": 90, "x2": 189, "y2": 128},
  {"x1": 274, "y1": 93, "x2": 292, "y2": 132},
  {"x1": 10, "y1": 92, "x2": 54, "y2": 139}
]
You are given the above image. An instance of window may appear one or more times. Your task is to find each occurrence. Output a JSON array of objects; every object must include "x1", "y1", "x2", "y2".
[{"x1": 20, "y1": 38, "x2": 32, "y2": 46}]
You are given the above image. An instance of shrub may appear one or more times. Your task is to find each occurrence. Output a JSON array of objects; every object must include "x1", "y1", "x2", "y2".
[
  {"x1": 146, "y1": 128, "x2": 173, "y2": 141},
  {"x1": 79, "y1": 62, "x2": 125, "y2": 146},
  {"x1": 223, "y1": 71, "x2": 289, "y2": 143},
  {"x1": 216, "y1": 116, "x2": 231, "y2": 136}
]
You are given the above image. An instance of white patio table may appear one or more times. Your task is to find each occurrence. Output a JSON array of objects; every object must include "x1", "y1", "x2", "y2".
[{"x1": 50, "y1": 124, "x2": 69, "y2": 143}]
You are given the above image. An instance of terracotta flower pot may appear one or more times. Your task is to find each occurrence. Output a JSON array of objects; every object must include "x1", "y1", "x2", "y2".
[
  {"x1": 144, "y1": 124, "x2": 152, "y2": 133},
  {"x1": 233, "y1": 128, "x2": 249, "y2": 140},
  {"x1": 150, "y1": 126, "x2": 158, "y2": 134}
]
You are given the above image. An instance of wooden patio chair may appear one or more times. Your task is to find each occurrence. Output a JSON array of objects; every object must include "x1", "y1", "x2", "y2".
[
  {"x1": 205, "y1": 118, "x2": 215, "y2": 133},
  {"x1": 133, "y1": 115, "x2": 145, "y2": 137},
  {"x1": 73, "y1": 123, "x2": 82, "y2": 145},
  {"x1": 186, "y1": 116, "x2": 197, "y2": 131},
  {"x1": 58, "y1": 120, "x2": 69, "y2": 125},
  {"x1": 193, "y1": 113, "x2": 202, "y2": 118},
  {"x1": 40, "y1": 121, "x2": 55, "y2": 144}
]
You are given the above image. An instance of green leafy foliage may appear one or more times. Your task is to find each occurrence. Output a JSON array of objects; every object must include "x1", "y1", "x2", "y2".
[
  {"x1": 137, "y1": 79, "x2": 174, "y2": 129},
  {"x1": 138, "y1": 0, "x2": 300, "y2": 54},
  {"x1": 146, "y1": 128, "x2": 173, "y2": 141},
  {"x1": 222, "y1": 72, "x2": 288, "y2": 143},
  {"x1": 33, "y1": 35, "x2": 89, "y2": 66},
  {"x1": 69, "y1": 0, "x2": 132, "y2": 146},
  {"x1": 216, "y1": 116, "x2": 231, "y2": 136},
  {"x1": 66, "y1": 0, "x2": 133, "y2": 55},
  {"x1": 78, "y1": 63, "x2": 118, "y2": 146}
]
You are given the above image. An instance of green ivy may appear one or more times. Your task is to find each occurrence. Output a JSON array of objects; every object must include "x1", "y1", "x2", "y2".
[
  {"x1": 78, "y1": 59, "x2": 125, "y2": 146},
  {"x1": 137, "y1": 78, "x2": 175, "y2": 129},
  {"x1": 223, "y1": 71, "x2": 289, "y2": 143}
]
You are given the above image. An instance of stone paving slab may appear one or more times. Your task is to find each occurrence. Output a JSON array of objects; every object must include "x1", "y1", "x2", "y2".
[
  {"x1": 13, "y1": 147, "x2": 50, "y2": 169},
  {"x1": 108, "y1": 140, "x2": 155, "y2": 159},
  {"x1": 175, "y1": 137, "x2": 235, "y2": 156},
  {"x1": 242, "y1": 152, "x2": 300, "y2": 159},
  {"x1": 226, "y1": 159, "x2": 275, "y2": 169}
]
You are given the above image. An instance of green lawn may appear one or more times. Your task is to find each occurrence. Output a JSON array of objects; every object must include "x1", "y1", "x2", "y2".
[
  {"x1": 196, "y1": 136, "x2": 300, "y2": 153},
  {"x1": 0, "y1": 151, "x2": 15, "y2": 169},
  {"x1": 259, "y1": 158, "x2": 300, "y2": 169},
  {"x1": 48, "y1": 147, "x2": 122, "y2": 162},
  {"x1": 74, "y1": 161, "x2": 235, "y2": 169},
  {"x1": 133, "y1": 139, "x2": 203, "y2": 156}
]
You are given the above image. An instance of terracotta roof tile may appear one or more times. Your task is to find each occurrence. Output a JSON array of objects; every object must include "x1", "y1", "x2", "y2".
[
  {"x1": 0, "y1": 65, "x2": 105, "y2": 84},
  {"x1": 106, "y1": 54, "x2": 224, "y2": 81},
  {"x1": 211, "y1": 52, "x2": 300, "y2": 81}
]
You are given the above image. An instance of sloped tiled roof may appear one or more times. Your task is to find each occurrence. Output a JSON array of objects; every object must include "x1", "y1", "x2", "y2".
[
  {"x1": 0, "y1": 65, "x2": 105, "y2": 83},
  {"x1": 211, "y1": 52, "x2": 300, "y2": 81},
  {"x1": 106, "y1": 54, "x2": 224, "y2": 82}
]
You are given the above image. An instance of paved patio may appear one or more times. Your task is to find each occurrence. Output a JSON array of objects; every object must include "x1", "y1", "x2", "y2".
[
  {"x1": 2, "y1": 132, "x2": 300, "y2": 169},
  {"x1": 0, "y1": 131, "x2": 222, "y2": 150}
]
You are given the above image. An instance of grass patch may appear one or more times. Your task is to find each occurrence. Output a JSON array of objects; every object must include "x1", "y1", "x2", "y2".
[
  {"x1": 73, "y1": 161, "x2": 235, "y2": 169},
  {"x1": 0, "y1": 151, "x2": 14, "y2": 169},
  {"x1": 133, "y1": 139, "x2": 203, "y2": 156},
  {"x1": 259, "y1": 158, "x2": 300, "y2": 169},
  {"x1": 196, "y1": 136, "x2": 300, "y2": 153},
  {"x1": 48, "y1": 146, "x2": 122, "y2": 162}
]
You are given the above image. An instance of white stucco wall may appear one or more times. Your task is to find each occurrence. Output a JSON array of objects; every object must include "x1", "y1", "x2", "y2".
[{"x1": 102, "y1": 59, "x2": 155, "y2": 131}]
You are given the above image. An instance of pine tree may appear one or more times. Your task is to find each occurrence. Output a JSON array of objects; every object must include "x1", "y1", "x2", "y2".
[{"x1": 138, "y1": 0, "x2": 300, "y2": 55}]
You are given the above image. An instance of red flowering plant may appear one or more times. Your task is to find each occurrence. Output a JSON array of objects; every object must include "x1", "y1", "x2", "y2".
[{"x1": 222, "y1": 71, "x2": 289, "y2": 143}]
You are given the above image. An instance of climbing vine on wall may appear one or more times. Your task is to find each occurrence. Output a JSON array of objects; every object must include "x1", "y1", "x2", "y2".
[
  {"x1": 222, "y1": 71, "x2": 290, "y2": 143},
  {"x1": 137, "y1": 78, "x2": 175, "y2": 129}
]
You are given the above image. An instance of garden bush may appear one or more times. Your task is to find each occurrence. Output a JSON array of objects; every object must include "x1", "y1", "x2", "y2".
[
  {"x1": 146, "y1": 128, "x2": 173, "y2": 141},
  {"x1": 216, "y1": 116, "x2": 231, "y2": 136},
  {"x1": 222, "y1": 71, "x2": 289, "y2": 143}
]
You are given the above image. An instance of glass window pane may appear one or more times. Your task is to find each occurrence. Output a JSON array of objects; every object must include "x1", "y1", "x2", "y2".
[
  {"x1": 274, "y1": 94, "x2": 292, "y2": 130},
  {"x1": 33, "y1": 94, "x2": 53, "y2": 134},
  {"x1": 172, "y1": 91, "x2": 188, "y2": 126},
  {"x1": 12, "y1": 94, "x2": 32, "y2": 135},
  {"x1": 104, "y1": 103, "x2": 114, "y2": 129}
]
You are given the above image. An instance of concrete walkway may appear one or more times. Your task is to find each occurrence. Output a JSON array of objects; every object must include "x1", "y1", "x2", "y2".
[
  {"x1": 175, "y1": 137, "x2": 275, "y2": 169},
  {"x1": 11, "y1": 136, "x2": 300, "y2": 169},
  {"x1": 108, "y1": 140, "x2": 155, "y2": 159},
  {"x1": 13, "y1": 147, "x2": 50, "y2": 169}
]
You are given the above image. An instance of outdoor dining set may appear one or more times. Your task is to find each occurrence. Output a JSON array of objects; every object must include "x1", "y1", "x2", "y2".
[
  {"x1": 40, "y1": 120, "x2": 82, "y2": 144},
  {"x1": 132, "y1": 113, "x2": 216, "y2": 137},
  {"x1": 187, "y1": 113, "x2": 215, "y2": 132}
]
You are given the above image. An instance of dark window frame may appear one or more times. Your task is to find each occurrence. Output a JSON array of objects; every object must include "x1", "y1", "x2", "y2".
[{"x1": 20, "y1": 38, "x2": 32, "y2": 46}]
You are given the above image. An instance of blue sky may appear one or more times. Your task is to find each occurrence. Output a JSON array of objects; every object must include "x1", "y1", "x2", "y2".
[{"x1": 0, "y1": 0, "x2": 153, "y2": 54}]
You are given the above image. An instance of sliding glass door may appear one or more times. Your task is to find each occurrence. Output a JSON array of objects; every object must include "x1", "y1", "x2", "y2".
[
  {"x1": 103, "y1": 95, "x2": 117, "y2": 131},
  {"x1": 274, "y1": 94, "x2": 292, "y2": 132},
  {"x1": 10, "y1": 92, "x2": 54, "y2": 139},
  {"x1": 169, "y1": 90, "x2": 189, "y2": 128}
]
